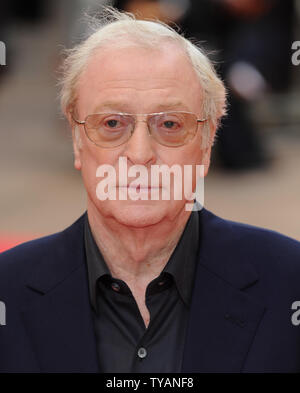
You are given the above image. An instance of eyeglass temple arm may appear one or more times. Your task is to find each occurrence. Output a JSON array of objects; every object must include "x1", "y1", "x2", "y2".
[
  {"x1": 71, "y1": 113, "x2": 85, "y2": 125},
  {"x1": 197, "y1": 118, "x2": 207, "y2": 123}
]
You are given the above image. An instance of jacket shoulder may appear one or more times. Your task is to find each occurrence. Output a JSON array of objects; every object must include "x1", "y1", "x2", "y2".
[
  {"x1": 200, "y1": 208, "x2": 300, "y2": 275},
  {"x1": 202, "y1": 208, "x2": 300, "y2": 251},
  {"x1": 0, "y1": 214, "x2": 85, "y2": 288}
]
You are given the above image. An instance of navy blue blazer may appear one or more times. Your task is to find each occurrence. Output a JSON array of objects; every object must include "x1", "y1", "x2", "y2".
[{"x1": 1, "y1": 208, "x2": 300, "y2": 373}]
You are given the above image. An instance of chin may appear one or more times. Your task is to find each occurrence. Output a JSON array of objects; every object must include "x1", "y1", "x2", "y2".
[{"x1": 98, "y1": 199, "x2": 176, "y2": 228}]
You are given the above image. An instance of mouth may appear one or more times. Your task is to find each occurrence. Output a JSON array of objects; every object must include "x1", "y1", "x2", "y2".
[{"x1": 118, "y1": 184, "x2": 162, "y2": 190}]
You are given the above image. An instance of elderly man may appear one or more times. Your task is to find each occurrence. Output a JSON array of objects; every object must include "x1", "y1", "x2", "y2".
[{"x1": 1, "y1": 7, "x2": 300, "y2": 373}]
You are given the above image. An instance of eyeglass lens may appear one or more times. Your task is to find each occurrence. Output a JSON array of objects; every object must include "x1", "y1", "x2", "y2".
[{"x1": 84, "y1": 112, "x2": 205, "y2": 148}]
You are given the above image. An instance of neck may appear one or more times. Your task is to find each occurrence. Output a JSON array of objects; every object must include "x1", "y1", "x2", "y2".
[{"x1": 86, "y1": 201, "x2": 191, "y2": 284}]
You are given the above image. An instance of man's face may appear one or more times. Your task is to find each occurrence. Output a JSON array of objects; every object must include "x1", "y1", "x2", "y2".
[{"x1": 72, "y1": 43, "x2": 214, "y2": 227}]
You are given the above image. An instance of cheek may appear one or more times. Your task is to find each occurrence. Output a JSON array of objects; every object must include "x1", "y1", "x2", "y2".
[
  {"x1": 187, "y1": 136, "x2": 207, "y2": 167},
  {"x1": 81, "y1": 142, "x2": 120, "y2": 168},
  {"x1": 160, "y1": 143, "x2": 203, "y2": 168},
  {"x1": 156, "y1": 144, "x2": 203, "y2": 197},
  {"x1": 79, "y1": 145, "x2": 120, "y2": 191}
]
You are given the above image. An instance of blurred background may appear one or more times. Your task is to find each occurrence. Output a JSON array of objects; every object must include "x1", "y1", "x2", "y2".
[{"x1": 0, "y1": 0, "x2": 299, "y2": 252}]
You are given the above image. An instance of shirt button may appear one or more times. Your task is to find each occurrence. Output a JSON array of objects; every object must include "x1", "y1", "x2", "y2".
[
  {"x1": 137, "y1": 347, "x2": 147, "y2": 359},
  {"x1": 158, "y1": 280, "x2": 165, "y2": 286},
  {"x1": 111, "y1": 282, "x2": 120, "y2": 292}
]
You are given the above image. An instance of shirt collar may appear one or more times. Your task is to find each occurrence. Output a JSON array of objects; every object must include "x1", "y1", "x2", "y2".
[
  {"x1": 161, "y1": 209, "x2": 199, "y2": 306},
  {"x1": 84, "y1": 209, "x2": 200, "y2": 311},
  {"x1": 84, "y1": 214, "x2": 110, "y2": 312}
]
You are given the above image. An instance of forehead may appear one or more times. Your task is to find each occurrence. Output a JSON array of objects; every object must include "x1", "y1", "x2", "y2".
[{"x1": 76, "y1": 43, "x2": 203, "y2": 114}]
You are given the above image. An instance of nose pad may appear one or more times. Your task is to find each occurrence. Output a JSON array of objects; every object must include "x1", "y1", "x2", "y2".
[
  {"x1": 137, "y1": 119, "x2": 151, "y2": 136},
  {"x1": 129, "y1": 118, "x2": 152, "y2": 141},
  {"x1": 123, "y1": 118, "x2": 156, "y2": 165}
]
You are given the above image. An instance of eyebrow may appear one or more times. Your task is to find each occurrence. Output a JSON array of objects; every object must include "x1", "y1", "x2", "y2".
[{"x1": 92, "y1": 101, "x2": 191, "y2": 113}]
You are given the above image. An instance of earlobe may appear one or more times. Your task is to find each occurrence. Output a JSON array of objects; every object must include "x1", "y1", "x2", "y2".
[{"x1": 74, "y1": 153, "x2": 82, "y2": 171}]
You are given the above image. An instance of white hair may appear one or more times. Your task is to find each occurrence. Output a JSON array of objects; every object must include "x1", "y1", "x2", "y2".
[{"x1": 59, "y1": 6, "x2": 226, "y2": 138}]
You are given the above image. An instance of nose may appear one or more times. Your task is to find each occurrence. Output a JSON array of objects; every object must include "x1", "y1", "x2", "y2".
[{"x1": 122, "y1": 118, "x2": 157, "y2": 166}]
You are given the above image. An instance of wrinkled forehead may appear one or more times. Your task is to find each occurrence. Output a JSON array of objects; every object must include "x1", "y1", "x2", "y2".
[
  {"x1": 76, "y1": 42, "x2": 203, "y2": 114},
  {"x1": 82, "y1": 40, "x2": 195, "y2": 80}
]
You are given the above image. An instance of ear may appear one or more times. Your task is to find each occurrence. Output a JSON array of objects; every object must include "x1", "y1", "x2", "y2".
[
  {"x1": 72, "y1": 126, "x2": 82, "y2": 171},
  {"x1": 66, "y1": 110, "x2": 82, "y2": 171},
  {"x1": 202, "y1": 121, "x2": 216, "y2": 176}
]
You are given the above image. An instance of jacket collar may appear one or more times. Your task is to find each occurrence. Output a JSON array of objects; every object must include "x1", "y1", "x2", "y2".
[
  {"x1": 22, "y1": 213, "x2": 100, "y2": 372},
  {"x1": 182, "y1": 208, "x2": 264, "y2": 372},
  {"x1": 22, "y1": 208, "x2": 264, "y2": 372},
  {"x1": 25, "y1": 208, "x2": 259, "y2": 299},
  {"x1": 26, "y1": 214, "x2": 86, "y2": 294},
  {"x1": 197, "y1": 208, "x2": 259, "y2": 290}
]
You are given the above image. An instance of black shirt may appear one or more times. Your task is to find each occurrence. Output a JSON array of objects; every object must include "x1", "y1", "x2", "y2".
[{"x1": 84, "y1": 210, "x2": 200, "y2": 373}]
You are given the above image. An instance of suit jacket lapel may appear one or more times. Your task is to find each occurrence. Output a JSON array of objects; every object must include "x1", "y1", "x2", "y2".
[
  {"x1": 182, "y1": 209, "x2": 266, "y2": 372},
  {"x1": 19, "y1": 209, "x2": 266, "y2": 373},
  {"x1": 21, "y1": 214, "x2": 99, "y2": 373}
]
